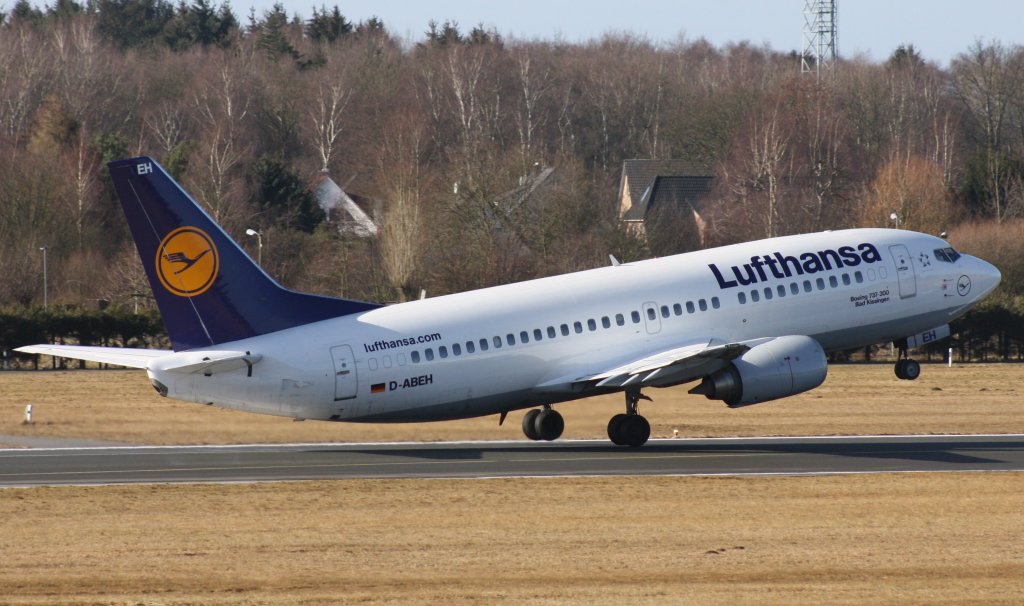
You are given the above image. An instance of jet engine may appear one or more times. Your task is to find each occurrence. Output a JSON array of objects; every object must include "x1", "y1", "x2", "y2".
[{"x1": 689, "y1": 335, "x2": 827, "y2": 407}]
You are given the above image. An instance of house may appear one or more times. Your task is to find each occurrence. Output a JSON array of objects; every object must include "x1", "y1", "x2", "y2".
[
  {"x1": 309, "y1": 171, "x2": 379, "y2": 237},
  {"x1": 618, "y1": 159, "x2": 715, "y2": 245}
]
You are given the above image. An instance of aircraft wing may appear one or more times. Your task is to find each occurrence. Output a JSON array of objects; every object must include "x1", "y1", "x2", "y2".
[
  {"x1": 577, "y1": 340, "x2": 756, "y2": 388},
  {"x1": 14, "y1": 345, "x2": 171, "y2": 369},
  {"x1": 537, "y1": 337, "x2": 774, "y2": 394}
]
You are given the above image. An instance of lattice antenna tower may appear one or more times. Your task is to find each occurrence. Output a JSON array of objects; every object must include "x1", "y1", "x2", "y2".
[{"x1": 801, "y1": 0, "x2": 838, "y2": 79}]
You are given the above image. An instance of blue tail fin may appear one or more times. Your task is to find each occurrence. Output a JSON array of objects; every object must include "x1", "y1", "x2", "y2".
[{"x1": 109, "y1": 156, "x2": 381, "y2": 351}]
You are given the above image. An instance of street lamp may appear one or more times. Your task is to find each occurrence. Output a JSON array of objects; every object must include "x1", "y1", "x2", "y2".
[
  {"x1": 245, "y1": 228, "x2": 263, "y2": 266},
  {"x1": 39, "y1": 246, "x2": 48, "y2": 310},
  {"x1": 889, "y1": 212, "x2": 900, "y2": 230}
]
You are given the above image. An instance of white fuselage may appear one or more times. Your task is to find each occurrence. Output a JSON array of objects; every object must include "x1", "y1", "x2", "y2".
[{"x1": 149, "y1": 229, "x2": 1000, "y2": 422}]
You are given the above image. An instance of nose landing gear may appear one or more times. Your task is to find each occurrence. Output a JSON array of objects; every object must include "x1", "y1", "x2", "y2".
[
  {"x1": 607, "y1": 388, "x2": 651, "y2": 447},
  {"x1": 894, "y1": 341, "x2": 921, "y2": 380}
]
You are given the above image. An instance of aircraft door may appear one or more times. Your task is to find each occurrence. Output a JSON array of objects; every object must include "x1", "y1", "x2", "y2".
[
  {"x1": 642, "y1": 301, "x2": 662, "y2": 334},
  {"x1": 889, "y1": 244, "x2": 917, "y2": 299},
  {"x1": 330, "y1": 345, "x2": 358, "y2": 400}
]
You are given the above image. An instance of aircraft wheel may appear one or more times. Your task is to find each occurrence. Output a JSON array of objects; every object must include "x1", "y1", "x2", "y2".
[
  {"x1": 534, "y1": 408, "x2": 564, "y2": 441},
  {"x1": 522, "y1": 409, "x2": 541, "y2": 440},
  {"x1": 902, "y1": 359, "x2": 921, "y2": 380},
  {"x1": 621, "y1": 415, "x2": 651, "y2": 448},
  {"x1": 895, "y1": 360, "x2": 907, "y2": 380},
  {"x1": 607, "y1": 413, "x2": 629, "y2": 445}
]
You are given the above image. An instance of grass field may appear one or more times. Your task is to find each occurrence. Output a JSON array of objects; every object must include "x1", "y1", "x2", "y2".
[
  {"x1": 2, "y1": 363, "x2": 1023, "y2": 444},
  {"x1": 2, "y1": 365, "x2": 1023, "y2": 605},
  {"x1": 2, "y1": 474, "x2": 1023, "y2": 605}
]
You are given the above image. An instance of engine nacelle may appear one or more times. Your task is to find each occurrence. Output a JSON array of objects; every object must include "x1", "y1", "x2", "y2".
[{"x1": 690, "y1": 335, "x2": 827, "y2": 407}]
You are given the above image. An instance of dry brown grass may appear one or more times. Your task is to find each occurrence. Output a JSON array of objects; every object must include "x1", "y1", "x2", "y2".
[
  {"x1": 2, "y1": 363, "x2": 1024, "y2": 445},
  {"x1": 1, "y1": 473, "x2": 1023, "y2": 605}
]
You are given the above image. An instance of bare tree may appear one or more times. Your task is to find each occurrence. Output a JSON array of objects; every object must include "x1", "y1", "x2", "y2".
[
  {"x1": 951, "y1": 41, "x2": 1024, "y2": 221},
  {"x1": 310, "y1": 80, "x2": 351, "y2": 172}
]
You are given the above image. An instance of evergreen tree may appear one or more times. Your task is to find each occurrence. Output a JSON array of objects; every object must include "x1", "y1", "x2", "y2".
[
  {"x1": 253, "y1": 156, "x2": 324, "y2": 233},
  {"x1": 307, "y1": 5, "x2": 351, "y2": 44},
  {"x1": 162, "y1": 0, "x2": 237, "y2": 51},
  {"x1": 256, "y1": 3, "x2": 299, "y2": 61},
  {"x1": 95, "y1": 0, "x2": 175, "y2": 49},
  {"x1": 45, "y1": 0, "x2": 83, "y2": 22},
  {"x1": 10, "y1": 0, "x2": 43, "y2": 26}
]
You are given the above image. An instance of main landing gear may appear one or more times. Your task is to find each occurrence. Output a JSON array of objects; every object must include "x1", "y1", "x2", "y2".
[
  {"x1": 522, "y1": 405, "x2": 564, "y2": 441},
  {"x1": 894, "y1": 341, "x2": 921, "y2": 381},
  {"x1": 607, "y1": 388, "x2": 651, "y2": 447}
]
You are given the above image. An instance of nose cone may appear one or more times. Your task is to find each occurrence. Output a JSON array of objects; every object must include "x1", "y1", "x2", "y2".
[{"x1": 969, "y1": 256, "x2": 1001, "y2": 300}]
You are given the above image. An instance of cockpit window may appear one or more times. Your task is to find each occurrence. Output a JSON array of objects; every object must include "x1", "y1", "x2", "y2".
[{"x1": 934, "y1": 247, "x2": 961, "y2": 263}]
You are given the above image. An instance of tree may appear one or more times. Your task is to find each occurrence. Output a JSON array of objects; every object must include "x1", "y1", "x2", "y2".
[
  {"x1": 951, "y1": 41, "x2": 1024, "y2": 221},
  {"x1": 253, "y1": 155, "x2": 323, "y2": 233},
  {"x1": 861, "y1": 155, "x2": 955, "y2": 234},
  {"x1": 306, "y1": 5, "x2": 351, "y2": 44},
  {"x1": 95, "y1": 0, "x2": 175, "y2": 49}
]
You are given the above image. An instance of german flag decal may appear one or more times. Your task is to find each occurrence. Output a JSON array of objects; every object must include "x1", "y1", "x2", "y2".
[{"x1": 371, "y1": 383, "x2": 386, "y2": 394}]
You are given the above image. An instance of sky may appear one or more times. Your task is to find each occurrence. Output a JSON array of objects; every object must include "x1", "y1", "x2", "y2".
[{"x1": 233, "y1": 0, "x2": 1023, "y2": 68}]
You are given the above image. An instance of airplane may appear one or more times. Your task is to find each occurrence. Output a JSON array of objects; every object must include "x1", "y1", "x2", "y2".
[{"x1": 17, "y1": 157, "x2": 1001, "y2": 447}]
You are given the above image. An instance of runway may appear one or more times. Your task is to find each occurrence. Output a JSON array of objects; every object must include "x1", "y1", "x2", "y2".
[{"x1": 2, "y1": 434, "x2": 1024, "y2": 487}]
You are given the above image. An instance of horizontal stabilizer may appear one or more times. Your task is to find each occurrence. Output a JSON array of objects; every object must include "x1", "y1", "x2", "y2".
[
  {"x1": 151, "y1": 350, "x2": 262, "y2": 374},
  {"x1": 14, "y1": 345, "x2": 171, "y2": 369}
]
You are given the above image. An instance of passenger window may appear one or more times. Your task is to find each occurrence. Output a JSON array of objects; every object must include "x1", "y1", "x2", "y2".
[
  {"x1": 790, "y1": 283, "x2": 799, "y2": 295},
  {"x1": 738, "y1": 292, "x2": 747, "y2": 304},
  {"x1": 686, "y1": 301, "x2": 695, "y2": 314},
  {"x1": 369, "y1": 358, "x2": 379, "y2": 371},
  {"x1": 803, "y1": 280, "x2": 812, "y2": 293},
  {"x1": 480, "y1": 338, "x2": 489, "y2": 351},
  {"x1": 397, "y1": 353, "x2": 407, "y2": 366},
  {"x1": 673, "y1": 303, "x2": 682, "y2": 315},
  {"x1": 616, "y1": 313, "x2": 625, "y2": 326},
  {"x1": 588, "y1": 319, "x2": 597, "y2": 331},
  {"x1": 699, "y1": 299, "x2": 708, "y2": 311},
  {"x1": 751, "y1": 290, "x2": 760, "y2": 302},
  {"x1": 493, "y1": 336, "x2": 502, "y2": 349},
  {"x1": 631, "y1": 311, "x2": 641, "y2": 323},
  {"x1": 574, "y1": 321, "x2": 583, "y2": 334},
  {"x1": 452, "y1": 343, "x2": 461, "y2": 356},
  {"x1": 547, "y1": 326, "x2": 556, "y2": 339},
  {"x1": 534, "y1": 328, "x2": 543, "y2": 341},
  {"x1": 425, "y1": 349, "x2": 434, "y2": 361},
  {"x1": 829, "y1": 276, "x2": 838, "y2": 288},
  {"x1": 855, "y1": 271, "x2": 864, "y2": 283},
  {"x1": 763, "y1": 288, "x2": 773, "y2": 300},
  {"x1": 520, "y1": 331, "x2": 529, "y2": 343},
  {"x1": 842, "y1": 273, "x2": 851, "y2": 286},
  {"x1": 506, "y1": 334, "x2": 516, "y2": 346},
  {"x1": 602, "y1": 316, "x2": 611, "y2": 329},
  {"x1": 438, "y1": 346, "x2": 448, "y2": 359},
  {"x1": 660, "y1": 305, "x2": 670, "y2": 318},
  {"x1": 466, "y1": 341, "x2": 475, "y2": 354},
  {"x1": 411, "y1": 351, "x2": 420, "y2": 363},
  {"x1": 777, "y1": 285, "x2": 786, "y2": 297},
  {"x1": 383, "y1": 355, "x2": 393, "y2": 368},
  {"x1": 711, "y1": 296, "x2": 720, "y2": 309},
  {"x1": 561, "y1": 324, "x2": 570, "y2": 336},
  {"x1": 646, "y1": 307, "x2": 656, "y2": 321},
  {"x1": 816, "y1": 278, "x2": 825, "y2": 290}
]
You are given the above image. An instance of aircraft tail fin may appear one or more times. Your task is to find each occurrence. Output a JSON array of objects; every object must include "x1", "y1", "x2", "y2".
[{"x1": 108, "y1": 157, "x2": 381, "y2": 351}]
